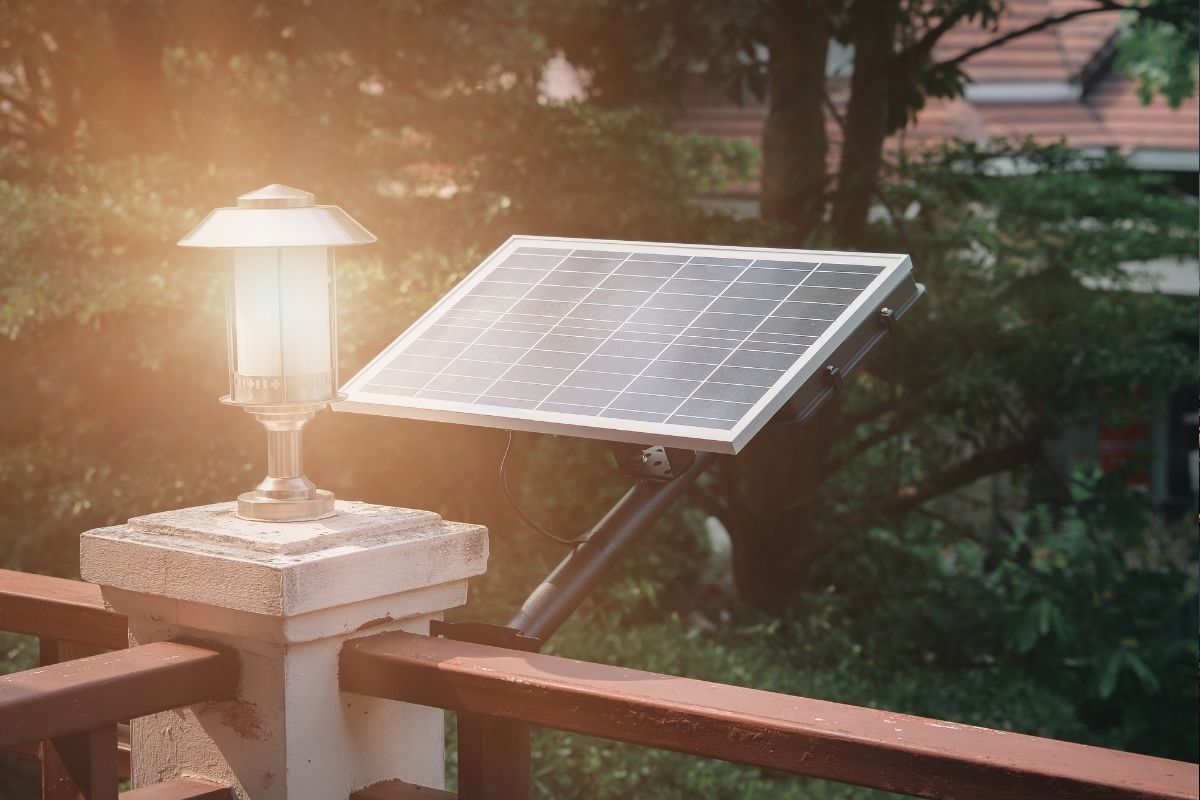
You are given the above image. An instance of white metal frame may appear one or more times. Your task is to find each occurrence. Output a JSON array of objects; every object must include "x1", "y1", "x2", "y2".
[{"x1": 335, "y1": 235, "x2": 913, "y2": 454}]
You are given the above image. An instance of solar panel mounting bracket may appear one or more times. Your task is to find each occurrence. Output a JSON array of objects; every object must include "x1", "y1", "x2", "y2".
[
  {"x1": 771, "y1": 279, "x2": 924, "y2": 428},
  {"x1": 430, "y1": 619, "x2": 542, "y2": 652},
  {"x1": 610, "y1": 443, "x2": 698, "y2": 482}
]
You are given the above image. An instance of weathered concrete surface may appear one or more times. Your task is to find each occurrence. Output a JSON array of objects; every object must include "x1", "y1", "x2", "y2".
[
  {"x1": 80, "y1": 501, "x2": 488, "y2": 800},
  {"x1": 82, "y1": 501, "x2": 487, "y2": 616}
]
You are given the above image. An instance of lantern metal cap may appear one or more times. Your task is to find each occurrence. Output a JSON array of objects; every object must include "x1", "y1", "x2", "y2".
[
  {"x1": 237, "y1": 183, "x2": 314, "y2": 209},
  {"x1": 178, "y1": 184, "x2": 377, "y2": 249}
]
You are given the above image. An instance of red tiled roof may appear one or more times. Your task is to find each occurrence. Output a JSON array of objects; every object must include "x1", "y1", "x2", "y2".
[
  {"x1": 686, "y1": 75, "x2": 1198, "y2": 152},
  {"x1": 925, "y1": 72, "x2": 1200, "y2": 153},
  {"x1": 1088, "y1": 73, "x2": 1200, "y2": 152},
  {"x1": 933, "y1": 0, "x2": 1121, "y2": 84},
  {"x1": 679, "y1": 1, "x2": 1198, "y2": 186}
]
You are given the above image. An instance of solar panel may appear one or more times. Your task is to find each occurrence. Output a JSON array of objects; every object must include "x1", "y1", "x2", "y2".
[{"x1": 336, "y1": 236, "x2": 919, "y2": 454}]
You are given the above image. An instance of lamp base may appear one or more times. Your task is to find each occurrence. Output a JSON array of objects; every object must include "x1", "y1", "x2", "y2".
[{"x1": 237, "y1": 489, "x2": 337, "y2": 522}]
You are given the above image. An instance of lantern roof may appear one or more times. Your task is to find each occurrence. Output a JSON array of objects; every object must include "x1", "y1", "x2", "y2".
[{"x1": 178, "y1": 184, "x2": 377, "y2": 248}]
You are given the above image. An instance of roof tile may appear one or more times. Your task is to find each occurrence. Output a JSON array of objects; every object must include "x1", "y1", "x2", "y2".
[{"x1": 678, "y1": 0, "x2": 1197, "y2": 188}]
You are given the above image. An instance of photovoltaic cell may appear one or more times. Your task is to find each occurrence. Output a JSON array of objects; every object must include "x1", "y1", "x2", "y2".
[{"x1": 337, "y1": 236, "x2": 915, "y2": 454}]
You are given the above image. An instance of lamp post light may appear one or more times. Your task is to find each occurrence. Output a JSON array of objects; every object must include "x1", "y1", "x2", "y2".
[{"x1": 179, "y1": 184, "x2": 375, "y2": 522}]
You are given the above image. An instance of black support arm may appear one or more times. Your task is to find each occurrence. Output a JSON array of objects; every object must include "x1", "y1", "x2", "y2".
[{"x1": 506, "y1": 449, "x2": 715, "y2": 643}]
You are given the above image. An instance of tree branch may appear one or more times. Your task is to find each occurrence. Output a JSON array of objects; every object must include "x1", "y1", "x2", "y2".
[
  {"x1": 686, "y1": 483, "x2": 733, "y2": 522},
  {"x1": 824, "y1": 402, "x2": 925, "y2": 476},
  {"x1": 912, "y1": 505, "x2": 982, "y2": 542},
  {"x1": 900, "y1": 1, "x2": 978, "y2": 62},
  {"x1": 772, "y1": 434, "x2": 1043, "y2": 589},
  {"x1": 833, "y1": 396, "x2": 902, "y2": 437},
  {"x1": 933, "y1": 2, "x2": 1132, "y2": 71},
  {"x1": 822, "y1": 87, "x2": 846, "y2": 136},
  {"x1": 0, "y1": 85, "x2": 45, "y2": 127},
  {"x1": 874, "y1": 436, "x2": 1043, "y2": 518},
  {"x1": 0, "y1": 126, "x2": 34, "y2": 144},
  {"x1": 831, "y1": 366, "x2": 949, "y2": 441}
]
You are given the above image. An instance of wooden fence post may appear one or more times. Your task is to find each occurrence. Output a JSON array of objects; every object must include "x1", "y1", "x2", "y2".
[{"x1": 80, "y1": 501, "x2": 488, "y2": 800}]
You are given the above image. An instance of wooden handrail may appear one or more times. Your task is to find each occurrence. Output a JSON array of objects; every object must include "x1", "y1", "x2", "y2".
[
  {"x1": 0, "y1": 641, "x2": 238, "y2": 749},
  {"x1": 119, "y1": 778, "x2": 233, "y2": 799},
  {"x1": 6, "y1": 724, "x2": 132, "y2": 779},
  {"x1": 0, "y1": 568, "x2": 127, "y2": 649},
  {"x1": 341, "y1": 631, "x2": 1199, "y2": 800},
  {"x1": 352, "y1": 779, "x2": 456, "y2": 799},
  {"x1": 0, "y1": 570, "x2": 235, "y2": 797}
]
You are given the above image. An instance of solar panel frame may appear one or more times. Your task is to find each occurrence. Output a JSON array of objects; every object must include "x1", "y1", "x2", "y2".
[{"x1": 335, "y1": 235, "x2": 914, "y2": 454}]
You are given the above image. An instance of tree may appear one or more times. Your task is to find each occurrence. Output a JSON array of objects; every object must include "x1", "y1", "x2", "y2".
[
  {"x1": 548, "y1": 0, "x2": 1197, "y2": 242},
  {"x1": 692, "y1": 142, "x2": 1196, "y2": 612}
]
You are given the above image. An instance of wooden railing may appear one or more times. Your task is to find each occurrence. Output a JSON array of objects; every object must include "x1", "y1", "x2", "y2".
[
  {"x1": 340, "y1": 630, "x2": 1200, "y2": 800},
  {"x1": 0, "y1": 569, "x2": 236, "y2": 800},
  {"x1": 2, "y1": 567, "x2": 1198, "y2": 800}
]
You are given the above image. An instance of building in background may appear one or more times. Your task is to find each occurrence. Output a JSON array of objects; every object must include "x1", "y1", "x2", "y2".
[{"x1": 682, "y1": 1, "x2": 1198, "y2": 203}]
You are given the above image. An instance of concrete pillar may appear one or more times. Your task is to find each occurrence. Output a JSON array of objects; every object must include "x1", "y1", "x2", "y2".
[{"x1": 79, "y1": 500, "x2": 488, "y2": 799}]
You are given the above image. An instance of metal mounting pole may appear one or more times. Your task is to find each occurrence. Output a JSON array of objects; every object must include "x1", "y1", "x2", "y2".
[{"x1": 507, "y1": 450, "x2": 715, "y2": 642}]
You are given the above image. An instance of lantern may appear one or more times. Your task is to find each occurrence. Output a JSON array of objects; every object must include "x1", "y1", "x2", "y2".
[{"x1": 179, "y1": 184, "x2": 375, "y2": 521}]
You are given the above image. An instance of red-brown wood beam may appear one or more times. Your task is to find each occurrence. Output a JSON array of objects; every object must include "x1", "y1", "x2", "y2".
[
  {"x1": 118, "y1": 778, "x2": 233, "y2": 799},
  {"x1": 41, "y1": 725, "x2": 120, "y2": 800},
  {"x1": 352, "y1": 779, "x2": 457, "y2": 799},
  {"x1": 38, "y1": 638, "x2": 126, "y2": 799},
  {"x1": 0, "y1": 569, "x2": 127, "y2": 650},
  {"x1": 0, "y1": 641, "x2": 238, "y2": 749},
  {"x1": 341, "y1": 631, "x2": 1198, "y2": 800},
  {"x1": 5, "y1": 724, "x2": 132, "y2": 781}
]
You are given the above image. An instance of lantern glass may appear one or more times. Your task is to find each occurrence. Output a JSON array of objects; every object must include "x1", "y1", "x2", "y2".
[{"x1": 227, "y1": 246, "x2": 337, "y2": 406}]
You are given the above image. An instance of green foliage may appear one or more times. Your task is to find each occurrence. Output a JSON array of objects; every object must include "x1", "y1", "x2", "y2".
[
  {"x1": 880, "y1": 143, "x2": 1195, "y2": 426},
  {"x1": 710, "y1": 140, "x2": 1196, "y2": 615},
  {"x1": 1117, "y1": 1, "x2": 1200, "y2": 108},
  {"x1": 808, "y1": 464, "x2": 1197, "y2": 759}
]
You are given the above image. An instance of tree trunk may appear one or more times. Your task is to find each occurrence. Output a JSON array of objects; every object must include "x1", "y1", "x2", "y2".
[
  {"x1": 720, "y1": 397, "x2": 843, "y2": 613},
  {"x1": 760, "y1": 0, "x2": 831, "y2": 242},
  {"x1": 831, "y1": 1, "x2": 900, "y2": 244},
  {"x1": 99, "y1": 1, "x2": 173, "y2": 155}
]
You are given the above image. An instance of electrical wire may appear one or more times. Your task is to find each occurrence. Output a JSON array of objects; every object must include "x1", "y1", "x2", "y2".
[{"x1": 500, "y1": 430, "x2": 592, "y2": 546}]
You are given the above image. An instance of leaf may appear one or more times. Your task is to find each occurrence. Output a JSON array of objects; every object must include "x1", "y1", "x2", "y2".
[
  {"x1": 1123, "y1": 651, "x2": 1162, "y2": 695},
  {"x1": 1097, "y1": 651, "x2": 1125, "y2": 699},
  {"x1": 1010, "y1": 608, "x2": 1040, "y2": 654}
]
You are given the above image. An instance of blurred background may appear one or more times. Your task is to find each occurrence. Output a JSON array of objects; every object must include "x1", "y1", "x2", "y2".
[{"x1": 0, "y1": 1, "x2": 1196, "y2": 797}]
